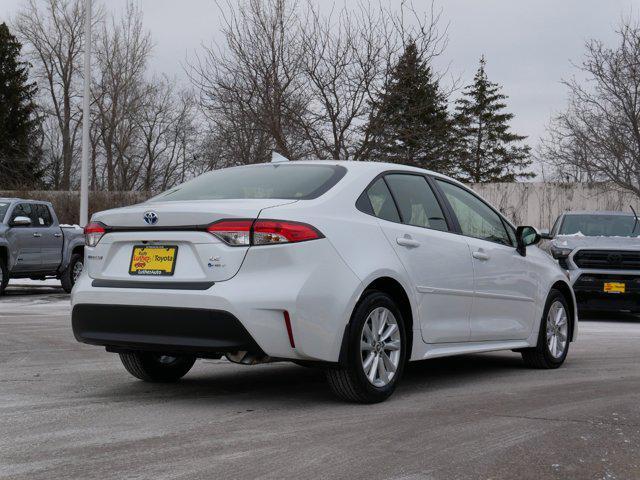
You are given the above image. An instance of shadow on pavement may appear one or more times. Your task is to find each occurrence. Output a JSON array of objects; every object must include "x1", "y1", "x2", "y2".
[
  {"x1": 4, "y1": 283, "x2": 65, "y2": 297},
  {"x1": 95, "y1": 352, "x2": 525, "y2": 406},
  {"x1": 579, "y1": 311, "x2": 640, "y2": 323}
]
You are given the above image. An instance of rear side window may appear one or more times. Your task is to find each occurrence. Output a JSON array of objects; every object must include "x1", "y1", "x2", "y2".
[
  {"x1": 385, "y1": 174, "x2": 448, "y2": 231},
  {"x1": 365, "y1": 178, "x2": 401, "y2": 223},
  {"x1": 34, "y1": 205, "x2": 53, "y2": 227},
  {"x1": 151, "y1": 164, "x2": 346, "y2": 201}
]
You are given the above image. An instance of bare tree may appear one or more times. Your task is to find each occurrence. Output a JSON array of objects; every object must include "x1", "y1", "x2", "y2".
[
  {"x1": 15, "y1": 0, "x2": 102, "y2": 190},
  {"x1": 136, "y1": 79, "x2": 199, "y2": 192},
  {"x1": 189, "y1": 0, "x2": 449, "y2": 164},
  {"x1": 541, "y1": 17, "x2": 640, "y2": 194},
  {"x1": 92, "y1": 1, "x2": 152, "y2": 191}
]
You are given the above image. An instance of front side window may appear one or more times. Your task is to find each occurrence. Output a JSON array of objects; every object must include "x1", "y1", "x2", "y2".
[
  {"x1": 0, "y1": 203, "x2": 9, "y2": 223},
  {"x1": 151, "y1": 164, "x2": 346, "y2": 202},
  {"x1": 10, "y1": 203, "x2": 33, "y2": 224},
  {"x1": 437, "y1": 180, "x2": 512, "y2": 246},
  {"x1": 385, "y1": 174, "x2": 448, "y2": 231},
  {"x1": 365, "y1": 178, "x2": 401, "y2": 223}
]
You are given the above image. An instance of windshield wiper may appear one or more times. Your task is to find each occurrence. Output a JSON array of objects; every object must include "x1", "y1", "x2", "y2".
[{"x1": 630, "y1": 205, "x2": 639, "y2": 235}]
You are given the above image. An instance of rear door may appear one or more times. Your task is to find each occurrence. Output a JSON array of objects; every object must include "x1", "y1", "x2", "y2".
[
  {"x1": 7, "y1": 203, "x2": 42, "y2": 272},
  {"x1": 435, "y1": 180, "x2": 537, "y2": 341},
  {"x1": 35, "y1": 204, "x2": 63, "y2": 271},
  {"x1": 364, "y1": 173, "x2": 474, "y2": 343}
]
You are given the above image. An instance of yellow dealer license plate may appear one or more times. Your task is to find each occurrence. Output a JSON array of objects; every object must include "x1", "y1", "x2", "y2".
[
  {"x1": 129, "y1": 245, "x2": 178, "y2": 276},
  {"x1": 604, "y1": 282, "x2": 625, "y2": 294}
]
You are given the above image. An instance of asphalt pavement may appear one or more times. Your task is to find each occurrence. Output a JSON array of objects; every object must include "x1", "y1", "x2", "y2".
[{"x1": 1, "y1": 282, "x2": 639, "y2": 480}]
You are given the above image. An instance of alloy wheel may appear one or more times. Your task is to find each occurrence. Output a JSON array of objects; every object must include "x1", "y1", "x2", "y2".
[
  {"x1": 360, "y1": 307, "x2": 401, "y2": 387},
  {"x1": 546, "y1": 301, "x2": 568, "y2": 358}
]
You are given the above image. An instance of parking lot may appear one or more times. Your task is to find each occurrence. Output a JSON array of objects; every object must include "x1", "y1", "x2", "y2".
[{"x1": 1, "y1": 284, "x2": 639, "y2": 480}]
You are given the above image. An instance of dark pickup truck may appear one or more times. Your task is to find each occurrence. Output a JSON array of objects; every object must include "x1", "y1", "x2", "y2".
[{"x1": 0, "y1": 198, "x2": 85, "y2": 295}]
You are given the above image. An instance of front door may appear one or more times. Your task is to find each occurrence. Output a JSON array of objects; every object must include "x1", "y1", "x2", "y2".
[
  {"x1": 7, "y1": 203, "x2": 42, "y2": 273},
  {"x1": 367, "y1": 174, "x2": 475, "y2": 343},
  {"x1": 436, "y1": 180, "x2": 537, "y2": 341}
]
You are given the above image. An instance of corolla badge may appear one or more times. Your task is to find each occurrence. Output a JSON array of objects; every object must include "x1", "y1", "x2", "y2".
[{"x1": 143, "y1": 211, "x2": 159, "y2": 225}]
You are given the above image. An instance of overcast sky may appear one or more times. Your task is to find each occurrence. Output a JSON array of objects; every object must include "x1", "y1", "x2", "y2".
[{"x1": 1, "y1": 0, "x2": 637, "y2": 169}]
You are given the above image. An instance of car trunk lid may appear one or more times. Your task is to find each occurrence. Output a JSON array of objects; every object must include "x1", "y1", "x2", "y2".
[{"x1": 87, "y1": 199, "x2": 296, "y2": 284}]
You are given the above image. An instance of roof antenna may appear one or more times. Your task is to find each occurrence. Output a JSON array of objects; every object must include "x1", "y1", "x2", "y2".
[
  {"x1": 271, "y1": 151, "x2": 290, "y2": 163},
  {"x1": 630, "y1": 205, "x2": 639, "y2": 235}
]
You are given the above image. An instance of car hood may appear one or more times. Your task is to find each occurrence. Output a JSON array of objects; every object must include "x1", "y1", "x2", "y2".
[{"x1": 551, "y1": 235, "x2": 640, "y2": 251}]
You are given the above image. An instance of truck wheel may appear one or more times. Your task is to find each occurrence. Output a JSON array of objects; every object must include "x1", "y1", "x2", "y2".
[
  {"x1": 326, "y1": 291, "x2": 407, "y2": 403},
  {"x1": 0, "y1": 257, "x2": 8, "y2": 296},
  {"x1": 61, "y1": 253, "x2": 83, "y2": 293},
  {"x1": 119, "y1": 352, "x2": 196, "y2": 382}
]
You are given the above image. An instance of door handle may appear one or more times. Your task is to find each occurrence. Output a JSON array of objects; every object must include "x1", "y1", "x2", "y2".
[
  {"x1": 472, "y1": 250, "x2": 490, "y2": 261},
  {"x1": 396, "y1": 236, "x2": 420, "y2": 248},
  {"x1": 54, "y1": 233, "x2": 62, "y2": 237},
  {"x1": 33, "y1": 233, "x2": 42, "y2": 238}
]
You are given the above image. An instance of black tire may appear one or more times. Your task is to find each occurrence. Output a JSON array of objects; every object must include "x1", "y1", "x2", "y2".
[
  {"x1": 61, "y1": 253, "x2": 83, "y2": 293},
  {"x1": 0, "y1": 255, "x2": 8, "y2": 296},
  {"x1": 521, "y1": 289, "x2": 571, "y2": 369},
  {"x1": 326, "y1": 291, "x2": 407, "y2": 403},
  {"x1": 119, "y1": 352, "x2": 196, "y2": 382}
]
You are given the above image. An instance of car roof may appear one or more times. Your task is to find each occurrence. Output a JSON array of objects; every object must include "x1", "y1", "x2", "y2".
[
  {"x1": 268, "y1": 159, "x2": 463, "y2": 184},
  {"x1": 563, "y1": 210, "x2": 634, "y2": 216}
]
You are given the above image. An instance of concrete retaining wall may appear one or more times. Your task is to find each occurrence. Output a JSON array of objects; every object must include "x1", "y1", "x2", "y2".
[{"x1": 2, "y1": 183, "x2": 637, "y2": 228}]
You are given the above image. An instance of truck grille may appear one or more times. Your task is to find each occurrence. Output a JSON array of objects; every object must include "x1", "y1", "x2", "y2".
[{"x1": 573, "y1": 250, "x2": 640, "y2": 270}]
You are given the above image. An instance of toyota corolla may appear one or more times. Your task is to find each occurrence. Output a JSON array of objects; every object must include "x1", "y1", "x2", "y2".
[{"x1": 72, "y1": 160, "x2": 577, "y2": 403}]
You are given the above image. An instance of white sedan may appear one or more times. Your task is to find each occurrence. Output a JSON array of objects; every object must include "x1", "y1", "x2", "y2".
[{"x1": 72, "y1": 160, "x2": 577, "y2": 403}]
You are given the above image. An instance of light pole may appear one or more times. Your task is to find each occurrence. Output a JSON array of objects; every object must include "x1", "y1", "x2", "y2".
[{"x1": 79, "y1": 0, "x2": 92, "y2": 227}]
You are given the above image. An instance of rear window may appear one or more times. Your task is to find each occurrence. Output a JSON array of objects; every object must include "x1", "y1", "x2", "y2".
[
  {"x1": 0, "y1": 203, "x2": 8, "y2": 222},
  {"x1": 151, "y1": 164, "x2": 347, "y2": 202}
]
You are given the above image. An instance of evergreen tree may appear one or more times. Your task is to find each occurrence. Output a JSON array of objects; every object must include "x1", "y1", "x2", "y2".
[
  {"x1": 0, "y1": 22, "x2": 42, "y2": 189},
  {"x1": 362, "y1": 42, "x2": 453, "y2": 173},
  {"x1": 452, "y1": 56, "x2": 532, "y2": 183}
]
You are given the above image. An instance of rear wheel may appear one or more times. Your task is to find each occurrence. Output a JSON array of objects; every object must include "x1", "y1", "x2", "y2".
[
  {"x1": 119, "y1": 352, "x2": 196, "y2": 382},
  {"x1": 326, "y1": 291, "x2": 407, "y2": 403},
  {"x1": 61, "y1": 253, "x2": 83, "y2": 293},
  {"x1": 521, "y1": 289, "x2": 571, "y2": 369}
]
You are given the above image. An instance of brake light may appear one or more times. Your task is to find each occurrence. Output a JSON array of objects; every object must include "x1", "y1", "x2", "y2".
[
  {"x1": 84, "y1": 222, "x2": 106, "y2": 247},
  {"x1": 207, "y1": 219, "x2": 323, "y2": 246},
  {"x1": 207, "y1": 220, "x2": 252, "y2": 246}
]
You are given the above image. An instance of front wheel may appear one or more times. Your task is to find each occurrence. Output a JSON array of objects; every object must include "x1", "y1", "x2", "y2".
[
  {"x1": 521, "y1": 289, "x2": 571, "y2": 369},
  {"x1": 0, "y1": 257, "x2": 8, "y2": 296},
  {"x1": 326, "y1": 291, "x2": 407, "y2": 403},
  {"x1": 119, "y1": 352, "x2": 196, "y2": 382},
  {"x1": 61, "y1": 253, "x2": 83, "y2": 293}
]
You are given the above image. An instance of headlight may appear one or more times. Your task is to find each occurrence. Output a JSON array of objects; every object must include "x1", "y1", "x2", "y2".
[{"x1": 550, "y1": 245, "x2": 574, "y2": 259}]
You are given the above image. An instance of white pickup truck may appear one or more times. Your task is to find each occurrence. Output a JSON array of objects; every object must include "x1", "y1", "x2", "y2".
[{"x1": 0, "y1": 198, "x2": 85, "y2": 295}]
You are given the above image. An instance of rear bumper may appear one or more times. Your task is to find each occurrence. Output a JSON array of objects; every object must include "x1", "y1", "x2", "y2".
[
  {"x1": 572, "y1": 272, "x2": 640, "y2": 313},
  {"x1": 72, "y1": 239, "x2": 363, "y2": 362},
  {"x1": 72, "y1": 304, "x2": 261, "y2": 356}
]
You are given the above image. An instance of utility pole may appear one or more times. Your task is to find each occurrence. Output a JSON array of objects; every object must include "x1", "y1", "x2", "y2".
[{"x1": 79, "y1": 0, "x2": 92, "y2": 226}]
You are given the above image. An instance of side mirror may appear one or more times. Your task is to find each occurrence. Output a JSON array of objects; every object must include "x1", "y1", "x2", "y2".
[
  {"x1": 516, "y1": 226, "x2": 540, "y2": 257},
  {"x1": 10, "y1": 216, "x2": 32, "y2": 227},
  {"x1": 539, "y1": 229, "x2": 553, "y2": 240}
]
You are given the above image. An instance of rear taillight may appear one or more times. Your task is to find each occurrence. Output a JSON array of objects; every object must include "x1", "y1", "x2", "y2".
[
  {"x1": 84, "y1": 222, "x2": 106, "y2": 247},
  {"x1": 207, "y1": 220, "x2": 252, "y2": 246},
  {"x1": 207, "y1": 219, "x2": 323, "y2": 246}
]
